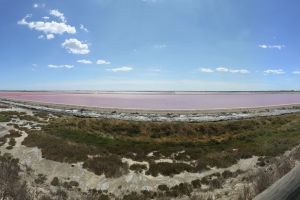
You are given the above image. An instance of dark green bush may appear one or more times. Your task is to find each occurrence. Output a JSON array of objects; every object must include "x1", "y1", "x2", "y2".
[{"x1": 83, "y1": 156, "x2": 129, "y2": 178}]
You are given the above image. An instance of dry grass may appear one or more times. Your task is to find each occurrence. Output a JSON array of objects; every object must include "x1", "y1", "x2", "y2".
[{"x1": 0, "y1": 153, "x2": 32, "y2": 200}]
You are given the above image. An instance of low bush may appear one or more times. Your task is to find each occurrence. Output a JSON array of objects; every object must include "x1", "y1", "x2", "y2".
[
  {"x1": 51, "y1": 177, "x2": 60, "y2": 186},
  {"x1": 22, "y1": 132, "x2": 90, "y2": 163},
  {"x1": 146, "y1": 162, "x2": 195, "y2": 177},
  {"x1": 167, "y1": 183, "x2": 193, "y2": 197},
  {"x1": 129, "y1": 163, "x2": 147, "y2": 173},
  {"x1": 9, "y1": 129, "x2": 22, "y2": 137},
  {"x1": 0, "y1": 153, "x2": 32, "y2": 199},
  {"x1": 83, "y1": 189, "x2": 111, "y2": 200},
  {"x1": 83, "y1": 155, "x2": 129, "y2": 178},
  {"x1": 191, "y1": 179, "x2": 201, "y2": 188},
  {"x1": 158, "y1": 184, "x2": 169, "y2": 191},
  {"x1": 35, "y1": 174, "x2": 47, "y2": 184},
  {"x1": 62, "y1": 180, "x2": 79, "y2": 189}
]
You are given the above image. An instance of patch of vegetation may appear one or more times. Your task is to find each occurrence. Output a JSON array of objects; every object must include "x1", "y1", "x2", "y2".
[
  {"x1": 62, "y1": 180, "x2": 79, "y2": 189},
  {"x1": 0, "y1": 114, "x2": 11, "y2": 122},
  {"x1": 191, "y1": 179, "x2": 201, "y2": 188},
  {"x1": 33, "y1": 111, "x2": 50, "y2": 120},
  {"x1": 6, "y1": 138, "x2": 16, "y2": 150},
  {"x1": 0, "y1": 129, "x2": 22, "y2": 147},
  {"x1": 167, "y1": 183, "x2": 193, "y2": 197},
  {"x1": 52, "y1": 188, "x2": 68, "y2": 200},
  {"x1": 83, "y1": 156, "x2": 129, "y2": 178},
  {"x1": 21, "y1": 112, "x2": 300, "y2": 178},
  {"x1": 123, "y1": 192, "x2": 150, "y2": 200},
  {"x1": 35, "y1": 174, "x2": 47, "y2": 184},
  {"x1": 0, "y1": 153, "x2": 32, "y2": 199},
  {"x1": 9, "y1": 129, "x2": 22, "y2": 137},
  {"x1": 129, "y1": 163, "x2": 147, "y2": 173},
  {"x1": 158, "y1": 184, "x2": 169, "y2": 191},
  {"x1": 22, "y1": 132, "x2": 90, "y2": 163},
  {"x1": 0, "y1": 111, "x2": 26, "y2": 122},
  {"x1": 51, "y1": 177, "x2": 60, "y2": 186},
  {"x1": 82, "y1": 189, "x2": 111, "y2": 200},
  {"x1": 146, "y1": 162, "x2": 196, "y2": 177}
]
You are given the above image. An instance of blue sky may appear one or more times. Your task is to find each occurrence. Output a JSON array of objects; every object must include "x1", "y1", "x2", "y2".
[{"x1": 0, "y1": 0, "x2": 300, "y2": 91}]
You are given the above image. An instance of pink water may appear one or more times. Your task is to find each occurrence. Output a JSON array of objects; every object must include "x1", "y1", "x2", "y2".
[{"x1": 0, "y1": 91, "x2": 300, "y2": 110}]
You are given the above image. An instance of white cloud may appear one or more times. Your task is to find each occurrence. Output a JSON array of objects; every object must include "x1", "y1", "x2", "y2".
[
  {"x1": 154, "y1": 44, "x2": 167, "y2": 49},
  {"x1": 43, "y1": 16, "x2": 50, "y2": 20},
  {"x1": 229, "y1": 69, "x2": 250, "y2": 74},
  {"x1": 108, "y1": 66, "x2": 133, "y2": 72},
  {"x1": 264, "y1": 69, "x2": 285, "y2": 75},
  {"x1": 80, "y1": 24, "x2": 89, "y2": 32},
  {"x1": 215, "y1": 67, "x2": 229, "y2": 72},
  {"x1": 199, "y1": 68, "x2": 214, "y2": 73},
  {"x1": 77, "y1": 59, "x2": 92, "y2": 64},
  {"x1": 62, "y1": 38, "x2": 90, "y2": 55},
  {"x1": 259, "y1": 44, "x2": 285, "y2": 50},
  {"x1": 50, "y1": 9, "x2": 66, "y2": 23},
  {"x1": 216, "y1": 67, "x2": 250, "y2": 74},
  {"x1": 18, "y1": 16, "x2": 76, "y2": 35},
  {"x1": 33, "y1": 3, "x2": 45, "y2": 8},
  {"x1": 38, "y1": 35, "x2": 44, "y2": 39},
  {"x1": 46, "y1": 34, "x2": 54, "y2": 40},
  {"x1": 48, "y1": 64, "x2": 74, "y2": 69},
  {"x1": 199, "y1": 67, "x2": 250, "y2": 74},
  {"x1": 96, "y1": 60, "x2": 111, "y2": 65},
  {"x1": 293, "y1": 71, "x2": 300, "y2": 74}
]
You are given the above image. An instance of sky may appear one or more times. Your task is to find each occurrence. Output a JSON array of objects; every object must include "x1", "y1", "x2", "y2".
[{"x1": 0, "y1": 0, "x2": 300, "y2": 91}]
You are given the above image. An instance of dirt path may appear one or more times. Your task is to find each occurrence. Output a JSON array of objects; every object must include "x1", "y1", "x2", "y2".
[
  {"x1": 254, "y1": 163, "x2": 300, "y2": 200},
  {"x1": 0, "y1": 124, "x2": 8, "y2": 137}
]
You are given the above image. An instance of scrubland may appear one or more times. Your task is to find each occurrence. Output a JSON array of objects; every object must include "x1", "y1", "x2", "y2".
[{"x1": 1, "y1": 104, "x2": 300, "y2": 199}]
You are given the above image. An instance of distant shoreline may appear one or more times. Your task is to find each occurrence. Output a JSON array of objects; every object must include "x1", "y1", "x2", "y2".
[
  {"x1": 0, "y1": 97, "x2": 300, "y2": 113},
  {"x1": 1, "y1": 91, "x2": 300, "y2": 112},
  {"x1": 0, "y1": 90, "x2": 299, "y2": 94},
  {"x1": 1, "y1": 98, "x2": 300, "y2": 122},
  {"x1": 0, "y1": 95, "x2": 300, "y2": 113}
]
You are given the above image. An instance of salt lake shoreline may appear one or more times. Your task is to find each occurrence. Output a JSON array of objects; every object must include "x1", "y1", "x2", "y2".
[{"x1": 1, "y1": 98, "x2": 300, "y2": 122}]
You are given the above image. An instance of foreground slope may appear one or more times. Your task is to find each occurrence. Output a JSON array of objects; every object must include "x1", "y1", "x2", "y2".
[{"x1": 1, "y1": 102, "x2": 300, "y2": 199}]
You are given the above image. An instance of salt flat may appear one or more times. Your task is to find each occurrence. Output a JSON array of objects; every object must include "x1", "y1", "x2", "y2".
[{"x1": 0, "y1": 91, "x2": 300, "y2": 111}]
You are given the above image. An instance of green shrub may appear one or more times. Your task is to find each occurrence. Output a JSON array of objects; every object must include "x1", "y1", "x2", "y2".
[
  {"x1": 83, "y1": 156, "x2": 129, "y2": 178},
  {"x1": 146, "y1": 162, "x2": 195, "y2": 177},
  {"x1": 51, "y1": 177, "x2": 60, "y2": 186},
  {"x1": 191, "y1": 179, "x2": 201, "y2": 188},
  {"x1": 158, "y1": 184, "x2": 169, "y2": 191},
  {"x1": 129, "y1": 164, "x2": 147, "y2": 173},
  {"x1": 35, "y1": 174, "x2": 47, "y2": 184}
]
